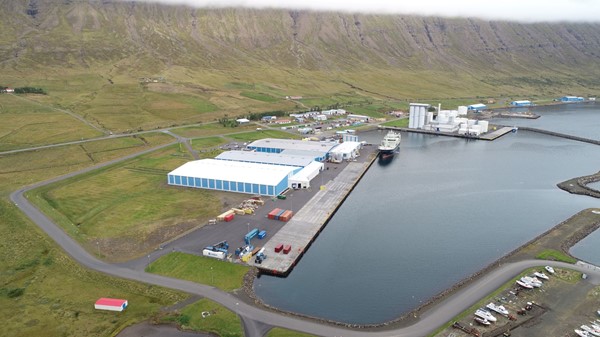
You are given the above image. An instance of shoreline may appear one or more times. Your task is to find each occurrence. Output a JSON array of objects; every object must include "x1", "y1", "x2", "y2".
[{"x1": 241, "y1": 196, "x2": 600, "y2": 331}]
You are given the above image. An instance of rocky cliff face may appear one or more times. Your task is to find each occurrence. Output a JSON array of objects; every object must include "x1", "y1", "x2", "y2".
[{"x1": 1, "y1": 1, "x2": 599, "y2": 91}]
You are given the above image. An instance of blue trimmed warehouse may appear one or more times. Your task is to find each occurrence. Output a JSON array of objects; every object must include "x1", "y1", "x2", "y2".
[{"x1": 167, "y1": 159, "x2": 301, "y2": 196}]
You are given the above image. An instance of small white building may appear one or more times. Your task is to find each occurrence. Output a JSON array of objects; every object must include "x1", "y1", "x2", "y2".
[
  {"x1": 289, "y1": 161, "x2": 324, "y2": 189},
  {"x1": 236, "y1": 118, "x2": 250, "y2": 124}
]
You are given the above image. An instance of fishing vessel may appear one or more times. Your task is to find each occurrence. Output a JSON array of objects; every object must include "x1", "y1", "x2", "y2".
[{"x1": 378, "y1": 130, "x2": 401, "y2": 155}]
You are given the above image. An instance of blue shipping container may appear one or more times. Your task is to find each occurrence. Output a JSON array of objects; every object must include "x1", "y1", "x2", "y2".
[
  {"x1": 258, "y1": 230, "x2": 267, "y2": 239},
  {"x1": 244, "y1": 228, "x2": 260, "y2": 243}
]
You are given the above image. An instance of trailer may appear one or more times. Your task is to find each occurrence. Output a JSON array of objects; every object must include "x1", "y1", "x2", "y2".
[
  {"x1": 274, "y1": 243, "x2": 283, "y2": 253},
  {"x1": 244, "y1": 228, "x2": 260, "y2": 244},
  {"x1": 283, "y1": 244, "x2": 292, "y2": 254},
  {"x1": 224, "y1": 213, "x2": 234, "y2": 222},
  {"x1": 203, "y1": 249, "x2": 226, "y2": 260}
]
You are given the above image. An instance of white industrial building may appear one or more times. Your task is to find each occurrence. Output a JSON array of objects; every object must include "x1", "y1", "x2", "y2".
[
  {"x1": 289, "y1": 161, "x2": 324, "y2": 189},
  {"x1": 467, "y1": 103, "x2": 487, "y2": 111},
  {"x1": 247, "y1": 138, "x2": 339, "y2": 161},
  {"x1": 216, "y1": 150, "x2": 315, "y2": 167},
  {"x1": 408, "y1": 103, "x2": 431, "y2": 129},
  {"x1": 167, "y1": 159, "x2": 301, "y2": 196},
  {"x1": 328, "y1": 142, "x2": 361, "y2": 163}
]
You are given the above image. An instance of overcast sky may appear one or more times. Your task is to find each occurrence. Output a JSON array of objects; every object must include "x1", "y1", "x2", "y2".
[{"x1": 131, "y1": 0, "x2": 600, "y2": 22}]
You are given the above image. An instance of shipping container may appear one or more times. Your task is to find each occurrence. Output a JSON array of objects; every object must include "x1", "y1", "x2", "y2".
[
  {"x1": 283, "y1": 245, "x2": 292, "y2": 254},
  {"x1": 251, "y1": 247, "x2": 262, "y2": 256},
  {"x1": 224, "y1": 213, "x2": 234, "y2": 222},
  {"x1": 274, "y1": 244, "x2": 283, "y2": 253},
  {"x1": 244, "y1": 228, "x2": 259, "y2": 243},
  {"x1": 258, "y1": 230, "x2": 267, "y2": 239},
  {"x1": 268, "y1": 208, "x2": 282, "y2": 220},
  {"x1": 275, "y1": 209, "x2": 286, "y2": 221},
  {"x1": 280, "y1": 210, "x2": 294, "y2": 222}
]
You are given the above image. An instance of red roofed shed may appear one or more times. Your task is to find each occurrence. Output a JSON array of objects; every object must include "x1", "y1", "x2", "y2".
[{"x1": 94, "y1": 298, "x2": 128, "y2": 312}]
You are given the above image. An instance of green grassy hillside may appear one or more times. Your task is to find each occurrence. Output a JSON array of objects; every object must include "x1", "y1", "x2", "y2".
[{"x1": 0, "y1": 1, "x2": 599, "y2": 134}]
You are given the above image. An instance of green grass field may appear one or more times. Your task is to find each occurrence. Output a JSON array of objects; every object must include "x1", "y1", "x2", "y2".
[
  {"x1": 266, "y1": 328, "x2": 318, "y2": 337},
  {"x1": 26, "y1": 144, "x2": 242, "y2": 261},
  {"x1": 171, "y1": 122, "x2": 259, "y2": 138},
  {"x1": 381, "y1": 118, "x2": 409, "y2": 128},
  {"x1": 227, "y1": 129, "x2": 301, "y2": 142},
  {"x1": 0, "y1": 197, "x2": 187, "y2": 337},
  {"x1": 159, "y1": 298, "x2": 244, "y2": 337},
  {"x1": 535, "y1": 249, "x2": 578, "y2": 264},
  {"x1": 0, "y1": 94, "x2": 104, "y2": 151},
  {"x1": 147, "y1": 253, "x2": 248, "y2": 291}
]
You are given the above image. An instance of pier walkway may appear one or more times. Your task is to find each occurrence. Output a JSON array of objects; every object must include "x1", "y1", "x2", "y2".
[{"x1": 253, "y1": 157, "x2": 375, "y2": 275}]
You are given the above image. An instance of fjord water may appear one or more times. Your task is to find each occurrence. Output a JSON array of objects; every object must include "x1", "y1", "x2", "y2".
[{"x1": 254, "y1": 103, "x2": 600, "y2": 324}]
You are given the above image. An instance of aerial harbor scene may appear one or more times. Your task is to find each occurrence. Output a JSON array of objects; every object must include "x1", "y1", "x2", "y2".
[{"x1": 1, "y1": 1, "x2": 600, "y2": 337}]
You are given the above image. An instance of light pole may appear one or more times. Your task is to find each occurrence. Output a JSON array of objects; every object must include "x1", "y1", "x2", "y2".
[
  {"x1": 247, "y1": 222, "x2": 250, "y2": 234},
  {"x1": 96, "y1": 241, "x2": 100, "y2": 256},
  {"x1": 290, "y1": 194, "x2": 293, "y2": 212},
  {"x1": 210, "y1": 267, "x2": 214, "y2": 285}
]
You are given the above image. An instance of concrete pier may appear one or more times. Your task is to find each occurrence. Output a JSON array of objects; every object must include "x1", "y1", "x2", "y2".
[
  {"x1": 380, "y1": 126, "x2": 515, "y2": 141},
  {"x1": 253, "y1": 154, "x2": 377, "y2": 275}
]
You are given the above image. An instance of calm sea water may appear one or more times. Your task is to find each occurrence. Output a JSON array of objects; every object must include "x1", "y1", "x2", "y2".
[{"x1": 254, "y1": 103, "x2": 600, "y2": 324}]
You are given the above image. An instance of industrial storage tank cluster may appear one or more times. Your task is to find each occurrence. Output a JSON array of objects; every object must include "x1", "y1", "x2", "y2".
[{"x1": 408, "y1": 102, "x2": 490, "y2": 136}]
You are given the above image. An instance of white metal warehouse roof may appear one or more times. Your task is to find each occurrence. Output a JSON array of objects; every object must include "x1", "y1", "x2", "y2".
[
  {"x1": 216, "y1": 150, "x2": 315, "y2": 167},
  {"x1": 247, "y1": 138, "x2": 339, "y2": 152},
  {"x1": 168, "y1": 159, "x2": 300, "y2": 186},
  {"x1": 329, "y1": 141, "x2": 361, "y2": 154}
]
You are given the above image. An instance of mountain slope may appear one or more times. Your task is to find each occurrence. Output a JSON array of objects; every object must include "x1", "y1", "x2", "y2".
[{"x1": 1, "y1": 1, "x2": 599, "y2": 109}]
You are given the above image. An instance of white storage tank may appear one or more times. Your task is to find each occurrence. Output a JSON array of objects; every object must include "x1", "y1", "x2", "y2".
[
  {"x1": 418, "y1": 106, "x2": 426, "y2": 128},
  {"x1": 478, "y1": 120, "x2": 489, "y2": 133}
]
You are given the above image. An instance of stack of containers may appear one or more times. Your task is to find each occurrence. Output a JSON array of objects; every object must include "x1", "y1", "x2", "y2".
[
  {"x1": 279, "y1": 210, "x2": 294, "y2": 222},
  {"x1": 268, "y1": 208, "x2": 282, "y2": 220}
]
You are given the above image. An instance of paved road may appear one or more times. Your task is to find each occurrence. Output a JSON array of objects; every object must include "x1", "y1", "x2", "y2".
[{"x1": 10, "y1": 145, "x2": 600, "y2": 336}]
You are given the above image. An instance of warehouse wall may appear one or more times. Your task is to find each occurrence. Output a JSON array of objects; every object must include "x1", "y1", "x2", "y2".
[{"x1": 168, "y1": 174, "x2": 279, "y2": 196}]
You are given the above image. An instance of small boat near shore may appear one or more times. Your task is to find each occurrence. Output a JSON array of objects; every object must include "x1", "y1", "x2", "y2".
[
  {"x1": 520, "y1": 276, "x2": 542, "y2": 288},
  {"x1": 581, "y1": 325, "x2": 600, "y2": 337},
  {"x1": 475, "y1": 308, "x2": 497, "y2": 322},
  {"x1": 545, "y1": 266, "x2": 555, "y2": 274},
  {"x1": 474, "y1": 316, "x2": 491, "y2": 326},
  {"x1": 516, "y1": 279, "x2": 533, "y2": 289},
  {"x1": 533, "y1": 271, "x2": 549, "y2": 280},
  {"x1": 486, "y1": 302, "x2": 509, "y2": 316},
  {"x1": 576, "y1": 329, "x2": 591, "y2": 337}
]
